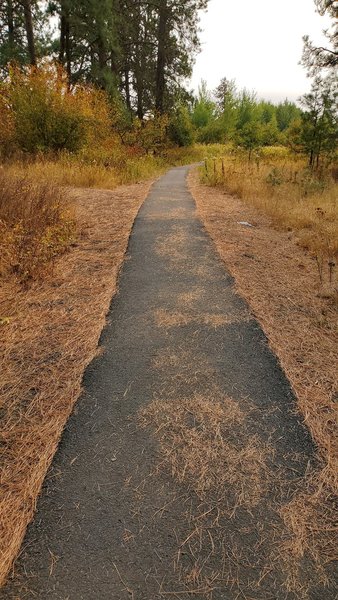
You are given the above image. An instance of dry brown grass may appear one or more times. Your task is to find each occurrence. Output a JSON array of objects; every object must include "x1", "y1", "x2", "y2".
[
  {"x1": 137, "y1": 391, "x2": 280, "y2": 598},
  {"x1": 0, "y1": 171, "x2": 75, "y2": 282},
  {"x1": 202, "y1": 156, "x2": 338, "y2": 285},
  {"x1": 151, "y1": 348, "x2": 218, "y2": 392},
  {"x1": 147, "y1": 207, "x2": 190, "y2": 221},
  {"x1": 155, "y1": 226, "x2": 189, "y2": 264},
  {"x1": 1, "y1": 143, "x2": 226, "y2": 193},
  {"x1": 278, "y1": 470, "x2": 338, "y2": 594},
  {"x1": 154, "y1": 308, "x2": 250, "y2": 329},
  {"x1": 139, "y1": 394, "x2": 269, "y2": 508},
  {"x1": 189, "y1": 168, "x2": 338, "y2": 593},
  {"x1": 177, "y1": 289, "x2": 204, "y2": 307},
  {"x1": 0, "y1": 180, "x2": 152, "y2": 587}
]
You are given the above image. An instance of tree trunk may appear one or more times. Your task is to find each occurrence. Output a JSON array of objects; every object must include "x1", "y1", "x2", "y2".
[
  {"x1": 97, "y1": 33, "x2": 108, "y2": 89},
  {"x1": 135, "y1": 72, "x2": 144, "y2": 120},
  {"x1": 97, "y1": 38, "x2": 107, "y2": 72},
  {"x1": 59, "y1": 13, "x2": 66, "y2": 62},
  {"x1": 65, "y1": 18, "x2": 71, "y2": 83},
  {"x1": 124, "y1": 68, "x2": 131, "y2": 112},
  {"x1": 155, "y1": 0, "x2": 168, "y2": 113},
  {"x1": 59, "y1": 3, "x2": 72, "y2": 85},
  {"x1": 7, "y1": 0, "x2": 15, "y2": 58},
  {"x1": 111, "y1": 51, "x2": 118, "y2": 76},
  {"x1": 22, "y1": 0, "x2": 36, "y2": 65}
]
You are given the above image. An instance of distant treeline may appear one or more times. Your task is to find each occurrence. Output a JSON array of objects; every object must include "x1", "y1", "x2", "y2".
[
  {"x1": 190, "y1": 80, "x2": 300, "y2": 148},
  {"x1": 0, "y1": 0, "x2": 336, "y2": 168}
]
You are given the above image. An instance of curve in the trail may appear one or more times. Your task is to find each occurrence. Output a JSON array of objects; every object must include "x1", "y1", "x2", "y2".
[{"x1": 2, "y1": 167, "x2": 326, "y2": 600}]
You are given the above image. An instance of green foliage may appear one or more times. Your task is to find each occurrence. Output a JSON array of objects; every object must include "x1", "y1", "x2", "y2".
[
  {"x1": 135, "y1": 114, "x2": 169, "y2": 154},
  {"x1": 168, "y1": 105, "x2": 194, "y2": 147},
  {"x1": 191, "y1": 80, "x2": 215, "y2": 128},
  {"x1": 236, "y1": 89, "x2": 258, "y2": 130},
  {"x1": 2, "y1": 65, "x2": 113, "y2": 155},
  {"x1": 276, "y1": 100, "x2": 301, "y2": 131},
  {"x1": 260, "y1": 114, "x2": 280, "y2": 146},
  {"x1": 0, "y1": 0, "x2": 209, "y2": 117},
  {"x1": 235, "y1": 120, "x2": 263, "y2": 157},
  {"x1": 302, "y1": 0, "x2": 338, "y2": 75},
  {"x1": 9, "y1": 68, "x2": 85, "y2": 153},
  {"x1": 298, "y1": 75, "x2": 338, "y2": 168},
  {"x1": 190, "y1": 78, "x2": 303, "y2": 152},
  {"x1": 196, "y1": 120, "x2": 225, "y2": 144},
  {"x1": 0, "y1": 1, "x2": 50, "y2": 75},
  {"x1": 214, "y1": 77, "x2": 237, "y2": 113}
]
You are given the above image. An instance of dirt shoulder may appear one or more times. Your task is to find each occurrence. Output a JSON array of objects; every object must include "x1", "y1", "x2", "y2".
[
  {"x1": 188, "y1": 169, "x2": 337, "y2": 583},
  {"x1": 0, "y1": 180, "x2": 152, "y2": 587}
]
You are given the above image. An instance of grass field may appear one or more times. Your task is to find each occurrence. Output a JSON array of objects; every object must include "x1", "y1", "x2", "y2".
[
  {"x1": 2, "y1": 144, "x2": 225, "y2": 189},
  {"x1": 201, "y1": 151, "x2": 338, "y2": 291}
]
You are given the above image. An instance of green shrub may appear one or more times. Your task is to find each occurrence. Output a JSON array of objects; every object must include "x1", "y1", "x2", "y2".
[
  {"x1": 4, "y1": 65, "x2": 112, "y2": 155},
  {"x1": 196, "y1": 121, "x2": 225, "y2": 144},
  {"x1": 168, "y1": 105, "x2": 194, "y2": 147}
]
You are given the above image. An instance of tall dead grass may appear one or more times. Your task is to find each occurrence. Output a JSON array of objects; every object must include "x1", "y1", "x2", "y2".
[
  {"x1": 202, "y1": 155, "x2": 338, "y2": 290},
  {"x1": 0, "y1": 171, "x2": 75, "y2": 282},
  {"x1": 1, "y1": 144, "x2": 227, "y2": 192}
]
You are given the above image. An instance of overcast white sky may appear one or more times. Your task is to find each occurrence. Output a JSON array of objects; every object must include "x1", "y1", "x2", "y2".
[{"x1": 190, "y1": 0, "x2": 331, "y2": 104}]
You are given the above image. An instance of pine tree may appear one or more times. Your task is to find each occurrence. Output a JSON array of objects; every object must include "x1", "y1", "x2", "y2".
[
  {"x1": 299, "y1": 74, "x2": 338, "y2": 168},
  {"x1": 191, "y1": 81, "x2": 215, "y2": 128},
  {"x1": 276, "y1": 100, "x2": 301, "y2": 131},
  {"x1": 22, "y1": 0, "x2": 36, "y2": 65},
  {"x1": 0, "y1": 0, "x2": 48, "y2": 74},
  {"x1": 48, "y1": 0, "x2": 119, "y2": 92},
  {"x1": 302, "y1": 0, "x2": 338, "y2": 74},
  {"x1": 153, "y1": 0, "x2": 209, "y2": 113}
]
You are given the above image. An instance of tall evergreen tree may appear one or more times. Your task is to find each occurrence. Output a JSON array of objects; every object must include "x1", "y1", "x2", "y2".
[
  {"x1": 299, "y1": 74, "x2": 338, "y2": 167},
  {"x1": 22, "y1": 0, "x2": 36, "y2": 65},
  {"x1": 0, "y1": 0, "x2": 209, "y2": 117},
  {"x1": 276, "y1": 99, "x2": 301, "y2": 131},
  {"x1": 0, "y1": 0, "x2": 48, "y2": 74},
  {"x1": 48, "y1": 0, "x2": 119, "y2": 92},
  {"x1": 153, "y1": 0, "x2": 208, "y2": 113},
  {"x1": 302, "y1": 0, "x2": 338, "y2": 74}
]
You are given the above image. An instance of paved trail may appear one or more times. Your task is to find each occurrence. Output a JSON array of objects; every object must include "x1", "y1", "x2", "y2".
[{"x1": 2, "y1": 167, "x2": 323, "y2": 599}]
